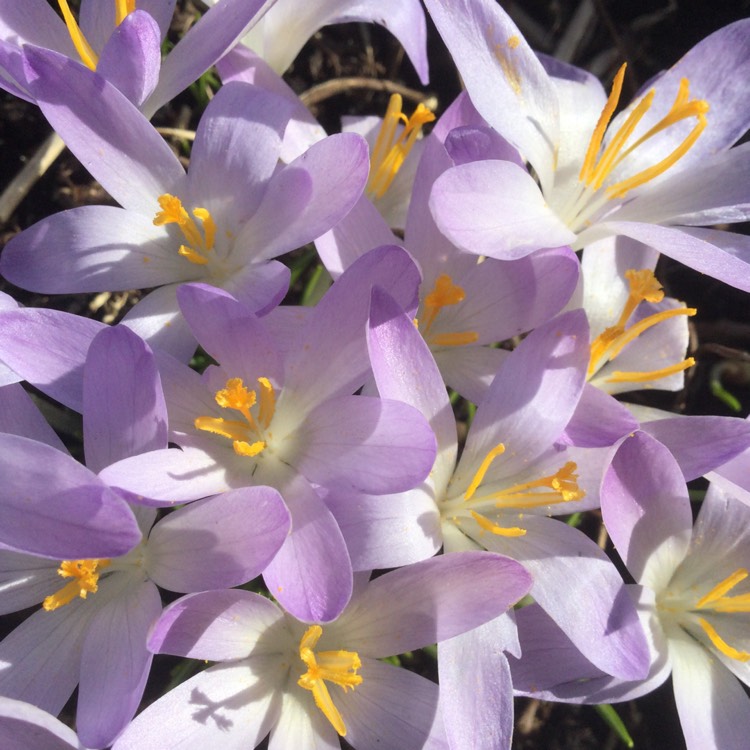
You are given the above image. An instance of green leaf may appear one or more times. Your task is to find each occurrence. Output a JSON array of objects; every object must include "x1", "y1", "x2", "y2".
[{"x1": 595, "y1": 704, "x2": 634, "y2": 748}]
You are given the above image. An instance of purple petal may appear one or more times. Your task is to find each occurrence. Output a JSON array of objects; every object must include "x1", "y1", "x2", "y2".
[
  {"x1": 0, "y1": 696, "x2": 81, "y2": 750},
  {"x1": 602, "y1": 431, "x2": 693, "y2": 588},
  {"x1": 263, "y1": 475, "x2": 353, "y2": 623},
  {"x1": 562, "y1": 384, "x2": 639, "y2": 448},
  {"x1": 0, "y1": 308, "x2": 103, "y2": 411},
  {"x1": 294, "y1": 395, "x2": 436, "y2": 495},
  {"x1": 334, "y1": 551, "x2": 531, "y2": 656},
  {"x1": 0, "y1": 434, "x2": 140, "y2": 559},
  {"x1": 147, "y1": 486, "x2": 290, "y2": 592},
  {"x1": 23, "y1": 46, "x2": 184, "y2": 213},
  {"x1": 148, "y1": 589, "x2": 283, "y2": 661},
  {"x1": 77, "y1": 581, "x2": 161, "y2": 748},
  {"x1": 0, "y1": 383, "x2": 67, "y2": 451},
  {"x1": 96, "y1": 10, "x2": 161, "y2": 106},
  {"x1": 83, "y1": 325, "x2": 168, "y2": 472}
]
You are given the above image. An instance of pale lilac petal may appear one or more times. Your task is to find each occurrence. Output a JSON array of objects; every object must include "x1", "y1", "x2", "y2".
[
  {"x1": 99, "y1": 446, "x2": 232, "y2": 506},
  {"x1": 293, "y1": 395, "x2": 436, "y2": 495},
  {"x1": 455, "y1": 310, "x2": 589, "y2": 485},
  {"x1": 238, "y1": 132, "x2": 369, "y2": 262},
  {"x1": 422, "y1": 0, "x2": 558, "y2": 187},
  {"x1": 642, "y1": 415, "x2": 750, "y2": 481},
  {"x1": 590, "y1": 222, "x2": 750, "y2": 292},
  {"x1": 0, "y1": 551, "x2": 59, "y2": 614},
  {"x1": 562, "y1": 384, "x2": 638, "y2": 447},
  {"x1": 0, "y1": 308, "x2": 103, "y2": 411},
  {"x1": 440, "y1": 619, "x2": 515, "y2": 750},
  {"x1": 0, "y1": 383, "x2": 67, "y2": 451},
  {"x1": 79, "y1": 0, "x2": 176, "y2": 50},
  {"x1": 147, "y1": 486, "x2": 290, "y2": 591},
  {"x1": 281, "y1": 245, "x2": 421, "y2": 412},
  {"x1": 602, "y1": 431, "x2": 693, "y2": 590},
  {"x1": 0, "y1": 2, "x2": 73, "y2": 52},
  {"x1": 120, "y1": 283, "x2": 199, "y2": 362},
  {"x1": 671, "y1": 633, "x2": 750, "y2": 750},
  {"x1": 112, "y1": 661, "x2": 279, "y2": 750},
  {"x1": 434, "y1": 346, "x2": 509, "y2": 405},
  {"x1": 77, "y1": 581, "x2": 161, "y2": 748},
  {"x1": 0, "y1": 602, "x2": 91, "y2": 714},
  {"x1": 222, "y1": 258, "x2": 291, "y2": 317},
  {"x1": 481, "y1": 515, "x2": 650, "y2": 680},
  {"x1": 263, "y1": 476, "x2": 353, "y2": 623},
  {"x1": 268, "y1": 690, "x2": 338, "y2": 750},
  {"x1": 367, "y1": 286, "x2": 456, "y2": 486},
  {"x1": 96, "y1": 10, "x2": 161, "y2": 106},
  {"x1": 338, "y1": 658, "x2": 445, "y2": 750},
  {"x1": 83, "y1": 325, "x2": 167, "y2": 472},
  {"x1": 332, "y1": 552, "x2": 530, "y2": 657},
  {"x1": 23, "y1": 47, "x2": 185, "y2": 213},
  {"x1": 0, "y1": 41, "x2": 33, "y2": 101},
  {"x1": 430, "y1": 160, "x2": 575, "y2": 260},
  {"x1": 145, "y1": 0, "x2": 276, "y2": 116},
  {"x1": 1, "y1": 206, "x2": 188, "y2": 293},
  {"x1": 149, "y1": 589, "x2": 283, "y2": 661},
  {"x1": 0, "y1": 434, "x2": 140, "y2": 559},
  {"x1": 0, "y1": 696, "x2": 82, "y2": 750},
  {"x1": 324, "y1": 487, "x2": 442, "y2": 571},
  {"x1": 186, "y1": 82, "x2": 292, "y2": 224}
]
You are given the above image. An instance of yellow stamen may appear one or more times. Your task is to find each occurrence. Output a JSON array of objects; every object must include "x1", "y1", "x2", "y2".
[
  {"x1": 367, "y1": 94, "x2": 435, "y2": 200},
  {"x1": 464, "y1": 443, "x2": 506, "y2": 501},
  {"x1": 115, "y1": 0, "x2": 137, "y2": 26},
  {"x1": 579, "y1": 63, "x2": 708, "y2": 198},
  {"x1": 154, "y1": 194, "x2": 216, "y2": 266},
  {"x1": 194, "y1": 377, "x2": 275, "y2": 457},
  {"x1": 419, "y1": 274, "x2": 478, "y2": 348},
  {"x1": 58, "y1": 0, "x2": 99, "y2": 70},
  {"x1": 588, "y1": 268, "x2": 696, "y2": 381},
  {"x1": 470, "y1": 511, "x2": 526, "y2": 537},
  {"x1": 298, "y1": 625, "x2": 362, "y2": 737},
  {"x1": 42, "y1": 558, "x2": 110, "y2": 611},
  {"x1": 696, "y1": 568, "x2": 750, "y2": 613},
  {"x1": 697, "y1": 617, "x2": 750, "y2": 662}
]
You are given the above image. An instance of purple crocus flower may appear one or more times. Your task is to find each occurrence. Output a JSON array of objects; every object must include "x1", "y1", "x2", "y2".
[
  {"x1": 1, "y1": 55, "x2": 368, "y2": 359},
  {"x1": 512, "y1": 431, "x2": 750, "y2": 750},
  {"x1": 364, "y1": 289, "x2": 649, "y2": 693},
  {"x1": 0, "y1": 326, "x2": 290, "y2": 748},
  {"x1": 424, "y1": 0, "x2": 750, "y2": 291},
  {"x1": 112, "y1": 552, "x2": 531, "y2": 750},
  {"x1": 98, "y1": 246, "x2": 436, "y2": 623},
  {"x1": 0, "y1": 0, "x2": 277, "y2": 116}
]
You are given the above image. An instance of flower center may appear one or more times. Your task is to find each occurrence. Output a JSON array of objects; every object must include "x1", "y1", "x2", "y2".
[
  {"x1": 587, "y1": 269, "x2": 696, "y2": 386},
  {"x1": 58, "y1": 0, "x2": 136, "y2": 71},
  {"x1": 418, "y1": 274, "x2": 479, "y2": 348},
  {"x1": 297, "y1": 625, "x2": 362, "y2": 737},
  {"x1": 42, "y1": 558, "x2": 111, "y2": 611},
  {"x1": 560, "y1": 63, "x2": 708, "y2": 233},
  {"x1": 444, "y1": 443, "x2": 584, "y2": 537},
  {"x1": 691, "y1": 568, "x2": 750, "y2": 661},
  {"x1": 194, "y1": 377, "x2": 276, "y2": 457},
  {"x1": 366, "y1": 93, "x2": 435, "y2": 201},
  {"x1": 153, "y1": 194, "x2": 217, "y2": 266}
]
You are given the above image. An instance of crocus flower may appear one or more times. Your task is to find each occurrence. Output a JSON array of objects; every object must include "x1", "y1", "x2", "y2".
[
  {"x1": 364, "y1": 289, "x2": 649, "y2": 684},
  {"x1": 0, "y1": 0, "x2": 277, "y2": 116},
  {"x1": 1, "y1": 56, "x2": 368, "y2": 359},
  {"x1": 112, "y1": 552, "x2": 531, "y2": 750},
  {"x1": 424, "y1": 0, "x2": 750, "y2": 291},
  {"x1": 98, "y1": 246, "x2": 436, "y2": 622},
  {"x1": 0, "y1": 325, "x2": 291, "y2": 748},
  {"x1": 511, "y1": 431, "x2": 750, "y2": 750}
]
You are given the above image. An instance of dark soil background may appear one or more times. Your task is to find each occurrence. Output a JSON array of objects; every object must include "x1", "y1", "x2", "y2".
[{"x1": 1, "y1": 1, "x2": 749, "y2": 748}]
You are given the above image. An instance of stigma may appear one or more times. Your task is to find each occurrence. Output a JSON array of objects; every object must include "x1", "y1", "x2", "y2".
[
  {"x1": 154, "y1": 194, "x2": 217, "y2": 266},
  {"x1": 58, "y1": 1, "x2": 136, "y2": 71},
  {"x1": 587, "y1": 269, "x2": 696, "y2": 387},
  {"x1": 418, "y1": 274, "x2": 479, "y2": 348},
  {"x1": 297, "y1": 625, "x2": 362, "y2": 737},
  {"x1": 194, "y1": 377, "x2": 276, "y2": 457},
  {"x1": 367, "y1": 94, "x2": 435, "y2": 201},
  {"x1": 43, "y1": 558, "x2": 111, "y2": 611}
]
